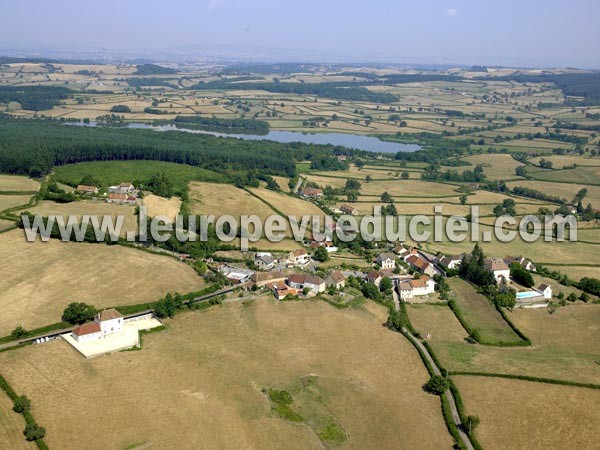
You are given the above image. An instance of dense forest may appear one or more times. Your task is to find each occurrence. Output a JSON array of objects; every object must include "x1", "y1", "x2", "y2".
[
  {"x1": 134, "y1": 64, "x2": 178, "y2": 75},
  {"x1": 172, "y1": 116, "x2": 269, "y2": 134},
  {"x1": 389, "y1": 133, "x2": 473, "y2": 163},
  {"x1": 0, "y1": 86, "x2": 72, "y2": 111},
  {"x1": 0, "y1": 118, "x2": 349, "y2": 180},
  {"x1": 194, "y1": 80, "x2": 398, "y2": 103}
]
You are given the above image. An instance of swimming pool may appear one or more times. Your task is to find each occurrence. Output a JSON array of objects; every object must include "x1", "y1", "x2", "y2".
[{"x1": 516, "y1": 291, "x2": 541, "y2": 300}]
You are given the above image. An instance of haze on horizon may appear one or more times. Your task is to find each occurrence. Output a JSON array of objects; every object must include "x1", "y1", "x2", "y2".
[{"x1": 1, "y1": 0, "x2": 599, "y2": 68}]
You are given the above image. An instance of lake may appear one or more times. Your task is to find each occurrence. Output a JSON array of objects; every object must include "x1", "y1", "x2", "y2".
[{"x1": 68, "y1": 122, "x2": 421, "y2": 153}]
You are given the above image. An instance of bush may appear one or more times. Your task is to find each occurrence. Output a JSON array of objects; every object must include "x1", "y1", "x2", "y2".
[
  {"x1": 23, "y1": 423, "x2": 46, "y2": 441},
  {"x1": 10, "y1": 326, "x2": 28, "y2": 339},
  {"x1": 13, "y1": 395, "x2": 31, "y2": 413},
  {"x1": 61, "y1": 302, "x2": 97, "y2": 325},
  {"x1": 424, "y1": 375, "x2": 450, "y2": 395}
]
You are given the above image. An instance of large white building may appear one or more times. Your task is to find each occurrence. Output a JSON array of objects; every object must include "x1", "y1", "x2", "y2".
[
  {"x1": 485, "y1": 258, "x2": 511, "y2": 284},
  {"x1": 72, "y1": 308, "x2": 123, "y2": 343},
  {"x1": 398, "y1": 276, "x2": 436, "y2": 300}
]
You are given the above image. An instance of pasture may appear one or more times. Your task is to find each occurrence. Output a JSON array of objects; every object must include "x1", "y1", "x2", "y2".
[
  {"x1": 53, "y1": 160, "x2": 226, "y2": 194},
  {"x1": 447, "y1": 278, "x2": 522, "y2": 344},
  {"x1": 0, "y1": 175, "x2": 40, "y2": 192},
  {"x1": 453, "y1": 376, "x2": 600, "y2": 450},
  {"x1": 0, "y1": 229, "x2": 205, "y2": 334},
  {"x1": 142, "y1": 193, "x2": 182, "y2": 222},
  {"x1": 0, "y1": 299, "x2": 452, "y2": 450},
  {"x1": 407, "y1": 303, "x2": 600, "y2": 384},
  {"x1": 26, "y1": 199, "x2": 138, "y2": 236},
  {"x1": 0, "y1": 390, "x2": 34, "y2": 450},
  {"x1": 0, "y1": 195, "x2": 33, "y2": 212}
]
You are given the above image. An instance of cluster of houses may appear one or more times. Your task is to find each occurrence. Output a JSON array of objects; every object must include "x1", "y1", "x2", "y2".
[
  {"x1": 75, "y1": 182, "x2": 138, "y2": 205},
  {"x1": 248, "y1": 269, "x2": 347, "y2": 300}
]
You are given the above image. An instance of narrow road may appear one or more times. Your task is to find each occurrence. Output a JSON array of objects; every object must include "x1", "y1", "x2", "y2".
[
  {"x1": 393, "y1": 283, "x2": 474, "y2": 450},
  {"x1": 402, "y1": 329, "x2": 474, "y2": 450},
  {"x1": 0, "y1": 284, "x2": 242, "y2": 352}
]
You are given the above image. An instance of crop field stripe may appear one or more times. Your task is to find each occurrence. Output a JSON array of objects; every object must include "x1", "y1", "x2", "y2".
[{"x1": 449, "y1": 371, "x2": 600, "y2": 390}]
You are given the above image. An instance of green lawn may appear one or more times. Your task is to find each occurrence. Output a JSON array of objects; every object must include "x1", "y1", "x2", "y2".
[
  {"x1": 448, "y1": 278, "x2": 523, "y2": 345},
  {"x1": 53, "y1": 160, "x2": 227, "y2": 194}
]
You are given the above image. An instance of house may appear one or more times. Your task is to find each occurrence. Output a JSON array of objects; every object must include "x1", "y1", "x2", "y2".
[
  {"x1": 337, "y1": 155, "x2": 347, "y2": 162},
  {"x1": 536, "y1": 283, "x2": 552, "y2": 299},
  {"x1": 504, "y1": 256, "x2": 536, "y2": 272},
  {"x1": 377, "y1": 253, "x2": 396, "y2": 270},
  {"x1": 303, "y1": 275, "x2": 326, "y2": 293},
  {"x1": 219, "y1": 265, "x2": 254, "y2": 284},
  {"x1": 288, "y1": 249, "x2": 311, "y2": 265},
  {"x1": 72, "y1": 308, "x2": 123, "y2": 343},
  {"x1": 393, "y1": 245, "x2": 418, "y2": 261},
  {"x1": 438, "y1": 255, "x2": 463, "y2": 270},
  {"x1": 76, "y1": 185, "x2": 98, "y2": 195},
  {"x1": 108, "y1": 183, "x2": 136, "y2": 195},
  {"x1": 107, "y1": 193, "x2": 127, "y2": 204},
  {"x1": 251, "y1": 271, "x2": 287, "y2": 287},
  {"x1": 256, "y1": 254, "x2": 275, "y2": 271},
  {"x1": 485, "y1": 258, "x2": 511, "y2": 283},
  {"x1": 72, "y1": 322, "x2": 102, "y2": 343},
  {"x1": 273, "y1": 285, "x2": 300, "y2": 300},
  {"x1": 287, "y1": 273, "x2": 326, "y2": 293},
  {"x1": 406, "y1": 254, "x2": 439, "y2": 277},
  {"x1": 300, "y1": 187, "x2": 323, "y2": 198},
  {"x1": 325, "y1": 271, "x2": 346, "y2": 290},
  {"x1": 340, "y1": 204, "x2": 358, "y2": 215},
  {"x1": 96, "y1": 309, "x2": 124, "y2": 336},
  {"x1": 398, "y1": 276, "x2": 436, "y2": 300},
  {"x1": 367, "y1": 271, "x2": 382, "y2": 286}
]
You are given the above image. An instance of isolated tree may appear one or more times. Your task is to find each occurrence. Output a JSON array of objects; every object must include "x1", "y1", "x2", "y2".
[
  {"x1": 313, "y1": 246, "x2": 329, "y2": 262},
  {"x1": 61, "y1": 302, "x2": 97, "y2": 325},
  {"x1": 424, "y1": 375, "x2": 449, "y2": 395},
  {"x1": 10, "y1": 326, "x2": 28, "y2": 339},
  {"x1": 23, "y1": 423, "x2": 45, "y2": 441},
  {"x1": 13, "y1": 395, "x2": 31, "y2": 414},
  {"x1": 379, "y1": 276, "x2": 393, "y2": 294},
  {"x1": 460, "y1": 195, "x2": 467, "y2": 205},
  {"x1": 365, "y1": 175, "x2": 373, "y2": 183},
  {"x1": 465, "y1": 415, "x2": 480, "y2": 434}
]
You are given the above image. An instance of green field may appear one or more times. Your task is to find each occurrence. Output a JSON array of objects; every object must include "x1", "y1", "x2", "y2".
[
  {"x1": 53, "y1": 160, "x2": 227, "y2": 193},
  {"x1": 447, "y1": 278, "x2": 523, "y2": 345}
]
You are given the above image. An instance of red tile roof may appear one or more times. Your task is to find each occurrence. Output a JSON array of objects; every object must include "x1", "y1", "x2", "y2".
[{"x1": 72, "y1": 322, "x2": 101, "y2": 336}]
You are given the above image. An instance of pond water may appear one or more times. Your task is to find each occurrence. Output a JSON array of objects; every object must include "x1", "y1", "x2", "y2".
[{"x1": 67, "y1": 122, "x2": 421, "y2": 154}]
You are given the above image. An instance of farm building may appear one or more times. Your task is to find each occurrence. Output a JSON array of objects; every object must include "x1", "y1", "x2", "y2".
[
  {"x1": 300, "y1": 187, "x2": 323, "y2": 198},
  {"x1": 377, "y1": 253, "x2": 396, "y2": 270},
  {"x1": 109, "y1": 183, "x2": 136, "y2": 195},
  {"x1": 340, "y1": 204, "x2": 358, "y2": 215},
  {"x1": 398, "y1": 276, "x2": 435, "y2": 300},
  {"x1": 76, "y1": 184, "x2": 99, "y2": 195},
  {"x1": 325, "y1": 271, "x2": 346, "y2": 290},
  {"x1": 485, "y1": 258, "x2": 510, "y2": 283},
  {"x1": 72, "y1": 308, "x2": 123, "y2": 343}
]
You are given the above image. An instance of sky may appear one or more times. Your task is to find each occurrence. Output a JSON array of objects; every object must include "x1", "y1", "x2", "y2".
[{"x1": 1, "y1": 0, "x2": 599, "y2": 67}]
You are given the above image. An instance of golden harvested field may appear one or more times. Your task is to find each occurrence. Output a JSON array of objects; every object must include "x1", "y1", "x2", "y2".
[
  {"x1": 506, "y1": 180, "x2": 600, "y2": 206},
  {"x1": 0, "y1": 299, "x2": 452, "y2": 450},
  {"x1": 544, "y1": 265, "x2": 600, "y2": 281},
  {"x1": 26, "y1": 200, "x2": 138, "y2": 236},
  {"x1": 407, "y1": 303, "x2": 600, "y2": 384},
  {"x1": 458, "y1": 154, "x2": 524, "y2": 180},
  {"x1": 142, "y1": 193, "x2": 182, "y2": 222},
  {"x1": 0, "y1": 390, "x2": 35, "y2": 450},
  {"x1": 0, "y1": 230, "x2": 205, "y2": 334},
  {"x1": 529, "y1": 155, "x2": 600, "y2": 168},
  {"x1": 453, "y1": 376, "x2": 600, "y2": 450},
  {"x1": 189, "y1": 182, "x2": 305, "y2": 249},
  {"x1": 249, "y1": 187, "x2": 324, "y2": 217},
  {"x1": 306, "y1": 174, "x2": 459, "y2": 198},
  {"x1": 0, "y1": 195, "x2": 33, "y2": 212},
  {"x1": 189, "y1": 182, "x2": 275, "y2": 218},
  {"x1": 0, "y1": 219, "x2": 16, "y2": 232},
  {"x1": 0, "y1": 175, "x2": 40, "y2": 192}
]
